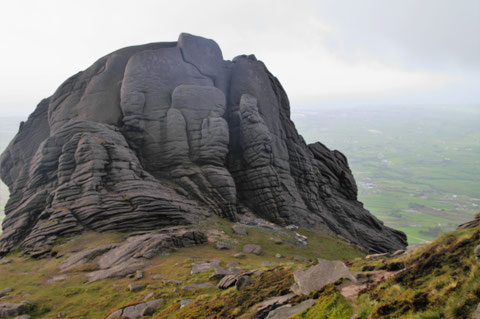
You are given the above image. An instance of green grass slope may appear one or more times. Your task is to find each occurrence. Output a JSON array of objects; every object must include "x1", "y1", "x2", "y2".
[
  {"x1": 0, "y1": 219, "x2": 364, "y2": 319},
  {"x1": 355, "y1": 226, "x2": 480, "y2": 318}
]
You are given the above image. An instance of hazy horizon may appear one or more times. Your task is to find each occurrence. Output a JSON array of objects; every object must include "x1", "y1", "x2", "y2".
[{"x1": 0, "y1": 0, "x2": 479, "y2": 117}]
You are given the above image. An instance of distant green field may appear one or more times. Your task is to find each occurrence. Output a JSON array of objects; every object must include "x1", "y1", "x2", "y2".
[{"x1": 293, "y1": 104, "x2": 480, "y2": 245}]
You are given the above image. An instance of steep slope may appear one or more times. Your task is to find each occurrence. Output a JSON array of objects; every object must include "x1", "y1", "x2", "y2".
[
  {"x1": 353, "y1": 218, "x2": 480, "y2": 318},
  {"x1": 0, "y1": 33, "x2": 406, "y2": 256}
]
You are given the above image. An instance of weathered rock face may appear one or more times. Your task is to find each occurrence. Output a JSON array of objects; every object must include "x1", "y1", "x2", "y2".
[
  {"x1": 0, "y1": 33, "x2": 406, "y2": 256},
  {"x1": 457, "y1": 213, "x2": 480, "y2": 230}
]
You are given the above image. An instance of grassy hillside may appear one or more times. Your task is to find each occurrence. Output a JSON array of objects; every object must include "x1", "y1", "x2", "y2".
[
  {"x1": 1, "y1": 217, "x2": 478, "y2": 318},
  {"x1": 354, "y1": 225, "x2": 480, "y2": 318},
  {"x1": 0, "y1": 219, "x2": 365, "y2": 318},
  {"x1": 293, "y1": 105, "x2": 480, "y2": 245}
]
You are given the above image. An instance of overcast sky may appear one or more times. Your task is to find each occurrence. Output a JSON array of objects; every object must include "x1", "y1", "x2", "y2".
[{"x1": 0, "y1": 0, "x2": 478, "y2": 117}]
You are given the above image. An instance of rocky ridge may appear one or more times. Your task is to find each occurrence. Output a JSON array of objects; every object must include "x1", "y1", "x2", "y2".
[{"x1": 0, "y1": 33, "x2": 406, "y2": 256}]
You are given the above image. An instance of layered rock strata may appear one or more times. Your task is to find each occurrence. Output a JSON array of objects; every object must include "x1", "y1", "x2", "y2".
[{"x1": 0, "y1": 33, "x2": 406, "y2": 255}]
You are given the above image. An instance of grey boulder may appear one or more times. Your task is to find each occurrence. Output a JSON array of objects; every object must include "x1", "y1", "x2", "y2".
[
  {"x1": 106, "y1": 299, "x2": 162, "y2": 319},
  {"x1": 85, "y1": 229, "x2": 206, "y2": 282},
  {"x1": 253, "y1": 293, "x2": 296, "y2": 319},
  {"x1": 291, "y1": 259, "x2": 357, "y2": 295},
  {"x1": 0, "y1": 289, "x2": 12, "y2": 298},
  {"x1": 232, "y1": 224, "x2": 247, "y2": 236},
  {"x1": 191, "y1": 260, "x2": 221, "y2": 274},
  {"x1": 0, "y1": 259, "x2": 12, "y2": 265},
  {"x1": 243, "y1": 244, "x2": 263, "y2": 255},
  {"x1": 60, "y1": 244, "x2": 117, "y2": 272},
  {"x1": 128, "y1": 283, "x2": 146, "y2": 292},
  {"x1": 215, "y1": 241, "x2": 230, "y2": 250},
  {"x1": 265, "y1": 299, "x2": 316, "y2": 319},
  {"x1": 0, "y1": 303, "x2": 28, "y2": 318},
  {"x1": 293, "y1": 255, "x2": 310, "y2": 263}
]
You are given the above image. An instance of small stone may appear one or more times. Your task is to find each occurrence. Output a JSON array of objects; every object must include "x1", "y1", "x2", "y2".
[
  {"x1": 285, "y1": 225, "x2": 299, "y2": 230},
  {"x1": 135, "y1": 270, "x2": 143, "y2": 280},
  {"x1": 191, "y1": 260, "x2": 221, "y2": 274},
  {"x1": 243, "y1": 244, "x2": 263, "y2": 255},
  {"x1": 0, "y1": 259, "x2": 12, "y2": 265},
  {"x1": 275, "y1": 253, "x2": 284, "y2": 258},
  {"x1": 232, "y1": 224, "x2": 247, "y2": 236},
  {"x1": 106, "y1": 299, "x2": 162, "y2": 319},
  {"x1": 270, "y1": 238, "x2": 283, "y2": 244},
  {"x1": 152, "y1": 274, "x2": 163, "y2": 280},
  {"x1": 234, "y1": 253, "x2": 246, "y2": 259},
  {"x1": 163, "y1": 279, "x2": 183, "y2": 285},
  {"x1": 258, "y1": 293, "x2": 296, "y2": 308},
  {"x1": 173, "y1": 288, "x2": 180, "y2": 293},
  {"x1": 293, "y1": 255, "x2": 310, "y2": 262},
  {"x1": 128, "y1": 283, "x2": 146, "y2": 292},
  {"x1": 295, "y1": 233, "x2": 307, "y2": 240},
  {"x1": 0, "y1": 288, "x2": 12, "y2": 297},
  {"x1": 182, "y1": 282, "x2": 213, "y2": 290},
  {"x1": 215, "y1": 241, "x2": 230, "y2": 250},
  {"x1": 474, "y1": 245, "x2": 480, "y2": 261},
  {"x1": 0, "y1": 302, "x2": 28, "y2": 317},
  {"x1": 254, "y1": 293, "x2": 296, "y2": 318},
  {"x1": 265, "y1": 299, "x2": 316, "y2": 319},
  {"x1": 235, "y1": 275, "x2": 251, "y2": 290},
  {"x1": 15, "y1": 315, "x2": 31, "y2": 319},
  {"x1": 179, "y1": 299, "x2": 194, "y2": 308}
]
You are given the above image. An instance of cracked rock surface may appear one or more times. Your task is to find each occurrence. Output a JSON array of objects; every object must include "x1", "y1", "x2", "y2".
[{"x1": 0, "y1": 33, "x2": 406, "y2": 256}]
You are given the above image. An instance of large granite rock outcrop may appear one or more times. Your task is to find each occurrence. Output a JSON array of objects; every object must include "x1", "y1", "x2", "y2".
[{"x1": 0, "y1": 33, "x2": 406, "y2": 256}]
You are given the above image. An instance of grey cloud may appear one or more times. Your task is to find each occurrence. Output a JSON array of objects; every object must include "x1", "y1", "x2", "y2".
[{"x1": 312, "y1": 0, "x2": 480, "y2": 70}]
